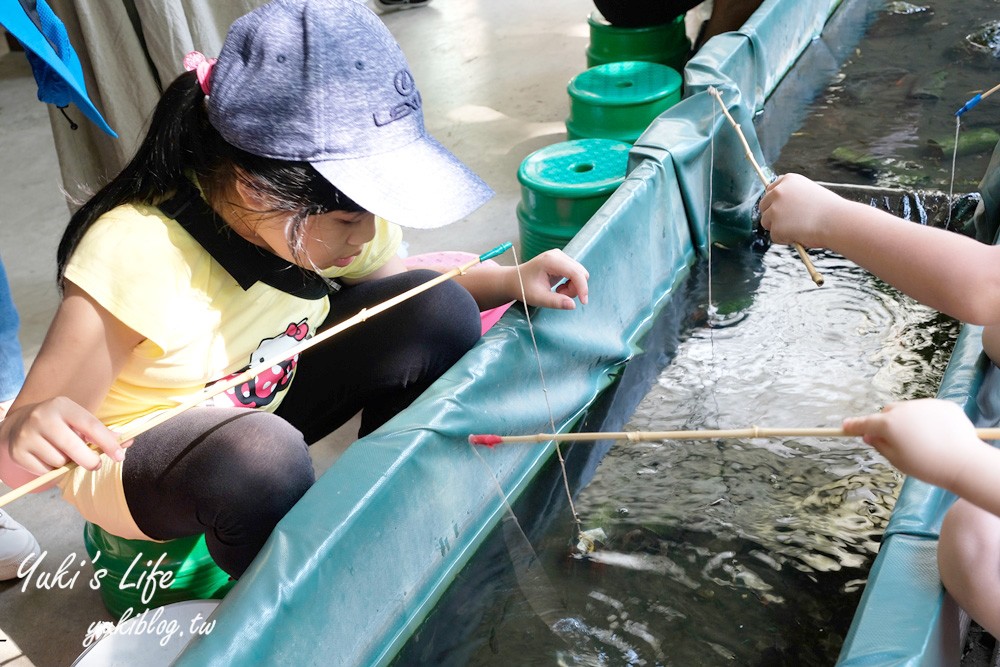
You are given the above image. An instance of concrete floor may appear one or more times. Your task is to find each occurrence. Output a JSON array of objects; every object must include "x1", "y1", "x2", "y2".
[{"x1": 0, "y1": 1, "x2": 710, "y2": 664}]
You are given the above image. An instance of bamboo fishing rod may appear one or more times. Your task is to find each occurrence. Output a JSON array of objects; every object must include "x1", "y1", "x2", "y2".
[
  {"x1": 0, "y1": 242, "x2": 513, "y2": 508},
  {"x1": 707, "y1": 87, "x2": 825, "y2": 287},
  {"x1": 469, "y1": 426, "x2": 1000, "y2": 446}
]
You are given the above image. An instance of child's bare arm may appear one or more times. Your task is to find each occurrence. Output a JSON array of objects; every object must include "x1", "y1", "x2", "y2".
[
  {"x1": 759, "y1": 174, "x2": 1000, "y2": 325},
  {"x1": 0, "y1": 282, "x2": 141, "y2": 488}
]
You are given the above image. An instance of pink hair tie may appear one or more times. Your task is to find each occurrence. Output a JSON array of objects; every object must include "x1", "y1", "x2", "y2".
[{"x1": 183, "y1": 51, "x2": 217, "y2": 96}]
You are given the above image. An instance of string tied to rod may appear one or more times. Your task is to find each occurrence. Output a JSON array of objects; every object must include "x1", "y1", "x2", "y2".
[{"x1": 706, "y1": 86, "x2": 824, "y2": 287}]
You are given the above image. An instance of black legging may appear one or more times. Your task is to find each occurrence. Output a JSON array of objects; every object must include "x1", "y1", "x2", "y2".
[
  {"x1": 594, "y1": 0, "x2": 764, "y2": 45},
  {"x1": 592, "y1": 0, "x2": 702, "y2": 27},
  {"x1": 122, "y1": 270, "x2": 481, "y2": 577}
]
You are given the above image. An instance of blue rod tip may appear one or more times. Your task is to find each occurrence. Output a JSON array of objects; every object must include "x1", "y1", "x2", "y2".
[
  {"x1": 956, "y1": 93, "x2": 983, "y2": 117},
  {"x1": 479, "y1": 242, "x2": 513, "y2": 261}
]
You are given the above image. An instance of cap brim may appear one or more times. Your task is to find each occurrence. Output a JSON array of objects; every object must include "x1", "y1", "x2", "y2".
[
  {"x1": 312, "y1": 134, "x2": 493, "y2": 229},
  {"x1": 0, "y1": 0, "x2": 117, "y2": 137}
]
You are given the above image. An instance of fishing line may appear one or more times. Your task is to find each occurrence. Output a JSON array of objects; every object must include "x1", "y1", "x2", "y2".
[
  {"x1": 707, "y1": 91, "x2": 717, "y2": 316},
  {"x1": 465, "y1": 444, "x2": 625, "y2": 661},
  {"x1": 510, "y1": 246, "x2": 582, "y2": 535},
  {"x1": 462, "y1": 252, "x2": 616, "y2": 661},
  {"x1": 705, "y1": 93, "x2": 724, "y2": 426},
  {"x1": 950, "y1": 82, "x2": 1000, "y2": 227},
  {"x1": 946, "y1": 114, "x2": 960, "y2": 229},
  {"x1": 468, "y1": 443, "x2": 571, "y2": 634}
]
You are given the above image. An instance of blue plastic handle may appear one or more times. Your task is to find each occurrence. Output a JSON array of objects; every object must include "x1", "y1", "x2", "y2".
[
  {"x1": 956, "y1": 93, "x2": 983, "y2": 117},
  {"x1": 479, "y1": 242, "x2": 513, "y2": 262}
]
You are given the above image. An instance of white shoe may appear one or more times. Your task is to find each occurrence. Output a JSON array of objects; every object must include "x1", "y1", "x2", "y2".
[
  {"x1": 373, "y1": 0, "x2": 431, "y2": 12},
  {"x1": 0, "y1": 510, "x2": 40, "y2": 581}
]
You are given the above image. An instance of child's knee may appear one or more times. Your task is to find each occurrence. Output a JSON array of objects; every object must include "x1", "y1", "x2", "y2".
[
  {"x1": 939, "y1": 500, "x2": 1000, "y2": 579},
  {"x1": 942, "y1": 499, "x2": 1000, "y2": 538},
  {"x1": 410, "y1": 273, "x2": 481, "y2": 350},
  {"x1": 217, "y1": 412, "x2": 314, "y2": 502},
  {"x1": 434, "y1": 287, "x2": 482, "y2": 350}
]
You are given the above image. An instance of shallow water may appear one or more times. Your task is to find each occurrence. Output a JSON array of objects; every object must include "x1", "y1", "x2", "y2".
[
  {"x1": 774, "y1": 0, "x2": 1000, "y2": 193},
  {"x1": 587, "y1": 248, "x2": 953, "y2": 567},
  {"x1": 542, "y1": 247, "x2": 956, "y2": 665}
]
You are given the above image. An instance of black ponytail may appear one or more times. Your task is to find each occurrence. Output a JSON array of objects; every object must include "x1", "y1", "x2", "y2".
[{"x1": 57, "y1": 71, "x2": 211, "y2": 284}]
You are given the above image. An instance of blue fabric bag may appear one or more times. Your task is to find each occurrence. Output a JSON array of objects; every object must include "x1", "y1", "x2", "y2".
[{"x1": 0, "y1": 0, "x2": 116, "y2": 136}]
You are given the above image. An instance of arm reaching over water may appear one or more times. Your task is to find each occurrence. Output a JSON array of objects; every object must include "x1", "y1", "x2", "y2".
[
  {"x1": 842, "y1": 399, "x2": 1000, "y2": 517},
  {"x1": 758, "y1": 174, "x2": 1000, "y2": 327},
  {"x1": 394, "y1": 248, "x2": 590, "y2": 312},
  {"x1": 458, "y1": 249, "x2": 590, "y2": 311}
]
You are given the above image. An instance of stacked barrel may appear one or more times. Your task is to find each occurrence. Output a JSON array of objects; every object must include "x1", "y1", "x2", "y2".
[{"x1": 517, "y1": 11, "x2": 689, "y2": 259}]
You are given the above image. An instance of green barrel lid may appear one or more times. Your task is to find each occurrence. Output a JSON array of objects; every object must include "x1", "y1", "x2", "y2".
[
  {"x1": 569, "y1": 61, "x2": 682, "y2": 107},
  {"x1": 517, "y1": 138, "x2": 631, "y2": 198},
  {"x1": 516, "y1": 139, "x2": 631, "y2": 259},
  {"x1": 566, "y1": 61, "x2": 683, "y2": 143}
]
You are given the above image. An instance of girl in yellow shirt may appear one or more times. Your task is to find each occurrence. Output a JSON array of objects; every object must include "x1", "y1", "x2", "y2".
[{"x1": 0, "y1": 0, "x2": 589, "y2": 578}]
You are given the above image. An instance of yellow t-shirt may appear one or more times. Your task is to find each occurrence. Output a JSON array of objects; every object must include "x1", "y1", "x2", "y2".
[{"x1": 59, "y1": 199, "x2": 401, "y2": 538}]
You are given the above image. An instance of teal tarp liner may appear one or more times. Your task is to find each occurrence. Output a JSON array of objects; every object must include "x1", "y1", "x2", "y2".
[
  {"x1": 839, "y1": 534, "x2": 963, "y2": 667},
  {"x1": 173, "y1": 0, "x2": 857, "y2": 664}
]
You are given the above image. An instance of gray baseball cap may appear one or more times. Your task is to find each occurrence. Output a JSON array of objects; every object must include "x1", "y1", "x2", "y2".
[{"x1": 207, "y1": 0, "x2": 493, "y2": 229}]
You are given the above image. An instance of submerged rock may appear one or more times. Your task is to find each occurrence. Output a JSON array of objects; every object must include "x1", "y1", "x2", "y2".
[
  {"x1": 926, "y1": 126, "x2": 1000, "y2": 158},
  {"x1": 829, "y1": 146, "x2": 881, "y2": 176},
  {"x1": 839, "y1": 67, "x2": 911, "y2": 104},
  {"x1": 828, "y1": 146, "x2": 942, "y2": 189},
  {"x1": 907, "y1": 68, "x2": 948, "y2": 100},
  {"x1": 965, "y1": 20, "x2": 1000, "y2": 61},
  {"x1": 867, "y1": 2, "x2": 933, "y2": 37},
  {"x1": 885, "y1": 1, "x2": 931, "y2": 15}
]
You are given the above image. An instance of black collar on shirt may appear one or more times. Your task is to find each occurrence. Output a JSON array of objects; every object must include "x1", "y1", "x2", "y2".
[{"x1": 157, "y1": 181, "x2": 335, "y2": 300}]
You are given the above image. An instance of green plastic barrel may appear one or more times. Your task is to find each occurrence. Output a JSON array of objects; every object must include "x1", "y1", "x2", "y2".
[
  {"x1": 586, "y1": 12, "x2": 691, "y2": 72},
  {"x1": 84, "y1": 522, "x2": 234, "y2": 619},
  {"x1": 566, "y1": 61, "x2": 683, "y2": 143},
  {"x1": 516, "y1": 139, "x2": 630, "y2": 260}
]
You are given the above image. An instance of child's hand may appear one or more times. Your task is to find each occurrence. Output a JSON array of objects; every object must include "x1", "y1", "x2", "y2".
[
  {"x1": 758, "y1": 173, "x2": 852, "y2": 248},
  {"x1": 513, "y1": 249, "x2": 590, "y2": 310},
  {"x1": 0, "y1": 398, "x2": 126, "y2": 482},
  {"x1": 842, "y1": 399, "x2": 982, "y2": 491}
]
